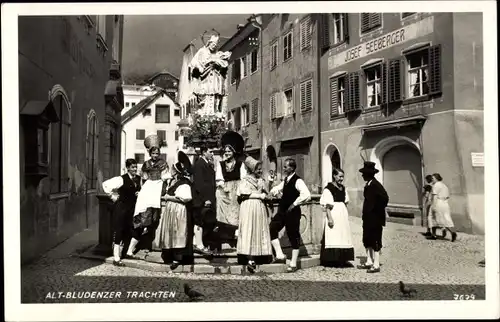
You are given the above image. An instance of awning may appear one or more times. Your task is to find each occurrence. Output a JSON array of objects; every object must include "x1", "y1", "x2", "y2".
[
  {"x1": 362, "y1": 115, "x2": 426, "y2": 134},
  {"x1": 20, "y1": 100, "x2": 59, "y2": 122}
]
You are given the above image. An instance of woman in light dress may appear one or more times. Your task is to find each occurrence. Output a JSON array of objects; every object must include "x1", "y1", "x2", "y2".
[
  {"x1": 429, "y1": 173, "x2": 457, "y2": 242},
  {"x1": 236, "y1": 156, "x2": 273, "y2": 273},
  {"x1": 154, "y1": 151, "x2": 193, "y2": 270},
  {"x1": 319, "y1": 168, "x2": 355, "y2": 267},
  {"x1": 127, "y1": 135, "x2": 169, "y2": 257}
]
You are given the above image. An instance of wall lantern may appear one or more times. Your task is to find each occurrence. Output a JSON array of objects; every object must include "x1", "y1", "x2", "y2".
[{"x1": 20, "y1": 100, "x2": 59, "y2": 186}]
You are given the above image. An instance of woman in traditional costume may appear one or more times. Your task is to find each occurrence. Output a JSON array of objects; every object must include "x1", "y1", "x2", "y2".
[
  {"x1": 319, "y1": 168, "x2": 355, "y2": 267},
  {"x1": 126, "y1": 134, "x2": 169, "y2": 257},
  {"x1": 102, "y1": 158, "x2": 142, "y2": 266},
  {"x1": 154, "y1": 151, "x2": 194, "y2": 270},
  {"x1": 213, "y1": 131, "x2": 247, "y2": 252},
  {"x1": 236, "y1": 156, "x2": 273, "y2": 273}
]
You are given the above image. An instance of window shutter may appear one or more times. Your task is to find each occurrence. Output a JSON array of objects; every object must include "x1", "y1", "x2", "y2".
[
  {"x1": 270, "y1": 94, "x2": 277, "y2": 119},
  {"x1": 380, "y1": 62, "x2": 388, "y2": 105},
  {"x1": 342, "y1": 14, "x2": 349, "y2": 43},
  {"x1": 372, "y1": 13, "x2": 382, "y2": 28},
  {"x1": 306, "y1": 80, "x2": 313, "y2": 111},
  {"x1": 388, "y1": 58, "x2": 402, "y2": 103},
  {"x1": 347, "y1": 72, "x2": 360, "y2": 111},
  {"x1": 321, "y1": 14, "x2": 331, "y2": 49},
  {"x1": 330, "y1": 77, "x2": 339, "y2": 119},
  {"x1": 251, "y1": 98, "x2": 259, "y2": 123},
  {"x1": 300, "y1": 16, "x2": 311, "y2": 50},
  {"x1": 428, "y1": 44, "x2": 442, "y2": 95},
  {"x1": 361, "y1": 13, "x2": 370, "y2": 33}
]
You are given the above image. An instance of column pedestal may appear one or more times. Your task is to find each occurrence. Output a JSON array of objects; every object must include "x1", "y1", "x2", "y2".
[{"x1": 92, "y1": 194, "x2": 114, "y2": 256}]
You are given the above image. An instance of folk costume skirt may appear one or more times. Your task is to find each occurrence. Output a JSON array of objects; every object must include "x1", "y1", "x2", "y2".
[{"x1": 321, "y1": 202, "x2": 355, "y2": 266}]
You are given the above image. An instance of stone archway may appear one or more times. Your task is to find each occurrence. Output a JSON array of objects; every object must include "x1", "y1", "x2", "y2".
[{"x1": 322, "y1": 143, "x2": 342, "y2": 188}]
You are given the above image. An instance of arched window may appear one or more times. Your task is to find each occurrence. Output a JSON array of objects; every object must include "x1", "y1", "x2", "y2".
[
  {"x1": 49, "y1": 89, "x2": 71, "y2": 194},
  {"x1": 87, "y1": 110, "x2": 99, "y2": 189}
]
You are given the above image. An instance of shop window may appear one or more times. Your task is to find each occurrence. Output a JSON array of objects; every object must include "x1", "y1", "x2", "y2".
[
  {"x1": 283, "y1": 31, "x2": 293, "y2": 61},
  {"x1": 360, "y1": 13, "x2": 382, "y2": 33},
  {"x1": 329, "y1": 75, "x2": 346, "y2": 119}
]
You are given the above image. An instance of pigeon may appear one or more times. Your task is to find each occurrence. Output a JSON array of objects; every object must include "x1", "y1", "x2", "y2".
[
  {"x1": 184, "y1": 283, "x2": 205, "y2": 301},
  {"x1": 399, "y1": 281, "x2": 417, "y2": 297}
]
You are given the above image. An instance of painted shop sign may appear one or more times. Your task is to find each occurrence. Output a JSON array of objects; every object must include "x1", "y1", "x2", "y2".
[
  {"x1": 328, "y1": 16, "x2": 434, "y2": 69},
  {"x1": 471, "y1": 152, "x2": 484, "y2": 167}
]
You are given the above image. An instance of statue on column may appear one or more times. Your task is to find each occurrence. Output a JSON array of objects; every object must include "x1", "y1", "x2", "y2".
[{"x1": 190, "y1": 29, "x2": 232, "y2": 117}]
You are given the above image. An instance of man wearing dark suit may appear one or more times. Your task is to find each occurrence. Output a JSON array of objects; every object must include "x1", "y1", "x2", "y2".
[
  {"x1": 358, "y1": 161, "x2": 389, "y2": 273},
  {"x1": 191, "y1": 146, "x2": 216, "y2": 255}
]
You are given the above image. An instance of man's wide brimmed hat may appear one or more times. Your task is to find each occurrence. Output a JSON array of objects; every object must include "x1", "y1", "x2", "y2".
[
  {"x1": 144, "y1": 134, "x2": 161, "y2": 150},
  {"x1": 359, "y1": 161, "x2": 379, "y2": 174},
  {"x1": 174, "y1": 151, "x2": 192, "y2": 175},
  {"x1": 244, "y1": 156, "x2": 261, "y2": 173},
  {"x1": 221, "y1": 131, "x2": 244, "y2": 154}
]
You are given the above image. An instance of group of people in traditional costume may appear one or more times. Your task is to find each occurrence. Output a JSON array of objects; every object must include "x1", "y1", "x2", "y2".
[{"x1": 103, "y1": 127, "x2": 413, "y2": 274}]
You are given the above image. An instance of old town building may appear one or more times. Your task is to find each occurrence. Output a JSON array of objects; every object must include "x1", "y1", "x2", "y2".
[
  {"x1": 319, "y1": 13, "x2": 484, "y2": 233},
  {"x1": 19, "y1": 15, "x2": 124, "y2": 263},
  {"x1": 121, "y1": 85, "x2": 181, "y2": 170}
]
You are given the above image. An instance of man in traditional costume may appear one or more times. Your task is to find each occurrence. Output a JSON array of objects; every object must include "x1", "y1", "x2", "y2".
[
  {"x1": 102, "y1": 159, "x2": 142, "y2": 266},
  {"x1": 269, "y1": 158, "x2": 311, "y2": 273},
  {"x1": 190, "y1": 30, "x2": 231, "y2": 116}
]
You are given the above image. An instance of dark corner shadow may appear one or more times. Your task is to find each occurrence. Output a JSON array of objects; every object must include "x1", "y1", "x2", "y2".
[
  {"x1": 21, "y1": 272, "x2": 486, "y2": 303},
  {"x1": 347, "y1": 110, "x2": 362, "y2": 126}
]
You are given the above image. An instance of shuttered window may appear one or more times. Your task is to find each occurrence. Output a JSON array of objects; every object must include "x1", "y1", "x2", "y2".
[
  {"x1": 330, "y1": 75, "x2": 346, "y2": 119},
  {"x1": 388, "y1": 58, "x2": 402, "y2": 103},
  {"x1": 157, "y1": 130, "x2": 166, "y2": 144},
  {"x1": 300, "y1": 79, "x2": 313, "y2": 112},
  {"x1": 300, "y1": 15, "x2": 312, "y2": 50},
  {"x1": 321, "y1": 14, "x2": 331, "y2": 49},
  {"x1": 364, "y1": 64, "x2": 383, "y2": 108},
  {"x1": 240, "y1": 56, "x2": 248, "y2": 79},
  {"x1": 270, "y1": 93, "x2": 277, "y2": 120},
  {"x1": 346, "y1": 72, "x2": 361, "y2": 112},
  {"x1": 428, "y1": 45, "x2": 442, "y2": 95},
  {"x1": 50, "y1": 94, "x2": 71, "y2": 194},
  {"x1": 333, "y1": 13, "x2": 349, "y2": 45},
  {"x1": 251, "y1": 98, "x2": 259, "y2": 123},
  {"x1": 241, "y1": 104, "x2": 250, "y2": 126},
  {"x1": 283, "y1": 32, "x2": 293, "y2": 61},
  {"x1": 231, "y1": 61, "x2": 240, "y2": 84},
  {"x1": 136, "y1": 129, "x2": 145, "y2": 140},
  {"x1": 250, "y1": 50, "x2": 258, "y2": 74},
  {"x1": 270, "y1": 40, "x2": 278, "y2": 69},
  {"x1": 360, "y1": 13, "x2": 382, "y2": 33}
]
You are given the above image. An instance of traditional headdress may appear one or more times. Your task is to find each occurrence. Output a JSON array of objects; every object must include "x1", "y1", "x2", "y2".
[
  {"x1": 359, "y1": 161, "x2": 379, "y2": 174},
  {"x1": 173, "y1": 151, "x2": 192, "y2": 176},
  {"x1": 244, "y1": 156, "x2": 261, "y2": 173},
  {"x1": 144, "y1": 134, "x2": 161, "y2": 151},
  {"x1": 220, "y1": 131, "x2": 245, "y2": 155}
]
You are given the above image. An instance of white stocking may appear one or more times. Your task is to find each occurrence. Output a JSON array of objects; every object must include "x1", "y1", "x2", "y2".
[
  {"x1": 113, "y1": 244, "x2": 121, "y2": 262},
  {"x1": 365, "y1": 248, "x2": 374, "y2": 265},
  {"x1": 373, "y1": 251, "x2": 380, "y2": 269},
  {"x1": 271, "y1": 239, "x2": 285, "y2": 259},
  {"x1": 290, "y1": 249, "x2": 300, "y2": 268},
  {"x1": 127, "y1": 238, "x2": 139, "y2": 256}
]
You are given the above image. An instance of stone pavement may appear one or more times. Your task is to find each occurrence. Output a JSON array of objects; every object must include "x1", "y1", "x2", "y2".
[{"x1": 21, "y1": 217, "x2": 485, "y2": 303}]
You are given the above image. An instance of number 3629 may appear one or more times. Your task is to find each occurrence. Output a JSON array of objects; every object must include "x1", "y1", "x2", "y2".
[{"x1": 454, "y1": 294, "x2": 476, "y2": 300}]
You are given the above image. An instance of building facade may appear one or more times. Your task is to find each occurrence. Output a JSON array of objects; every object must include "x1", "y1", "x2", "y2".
[
  {"x1": 319, "y1": 12, "x2": 484, "y2": 234},
  {"x1": 121, "y1": 86, "x2": 181, "y2": 170},
  {"x1": 19, "y1": 15, "x2": 125, "y2": 263}
]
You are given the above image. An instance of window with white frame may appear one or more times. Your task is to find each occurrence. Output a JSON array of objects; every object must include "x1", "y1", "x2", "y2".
[
  {"x1": 299, "y1": 16, "x2": 312, "y2": 50},
  {"x1": 283, "y1": 88, "x2": 294, "y2": 116},
  {"x1": 406, "y1": 50, "x2": 429, "y2": 98},
  {"x1": 270, "y1": 40, "x2": 278, "y2": 69},
  {"x1": 360, "y1": 13, "x2": 382, "y2": 33},
  {"x1": 240, "y1": 56, "x2": 248, "y2": 79},
  {"x1": 241, "y1": 104, "x2": 250, "y2": 126},
  {"x1": 330, "y1": 75, "x2": 346, "y2": 119},
  {"x1": 364, "y1": 65, "x2": 382, "y2": 107},
  {"x1": 283, "y1": 31, "x2": 293, "y2": 61},
  {"x1": 300, "y1": 79, "x2": 313, "y2": 112},
  {"x1": 333, "y1": 13, "x2": 347, "y2": 45},
  {"x1": 250, "y1": 50, "x2": 258, "y2": 74}
]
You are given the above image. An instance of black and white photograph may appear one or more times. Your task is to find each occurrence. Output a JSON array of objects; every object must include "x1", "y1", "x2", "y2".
[{"x1": 2, "y1": 1, "x2": 499, "y2": 321}]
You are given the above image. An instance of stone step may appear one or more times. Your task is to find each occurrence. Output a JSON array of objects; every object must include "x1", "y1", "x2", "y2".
[{"x1": 78, "y1": 246, "x2": 320, "y2": 275}]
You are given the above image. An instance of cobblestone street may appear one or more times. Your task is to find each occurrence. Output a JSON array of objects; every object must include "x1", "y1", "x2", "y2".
[{"x1": 21, "y1": 216, "x2": 485, "y2": 303}]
